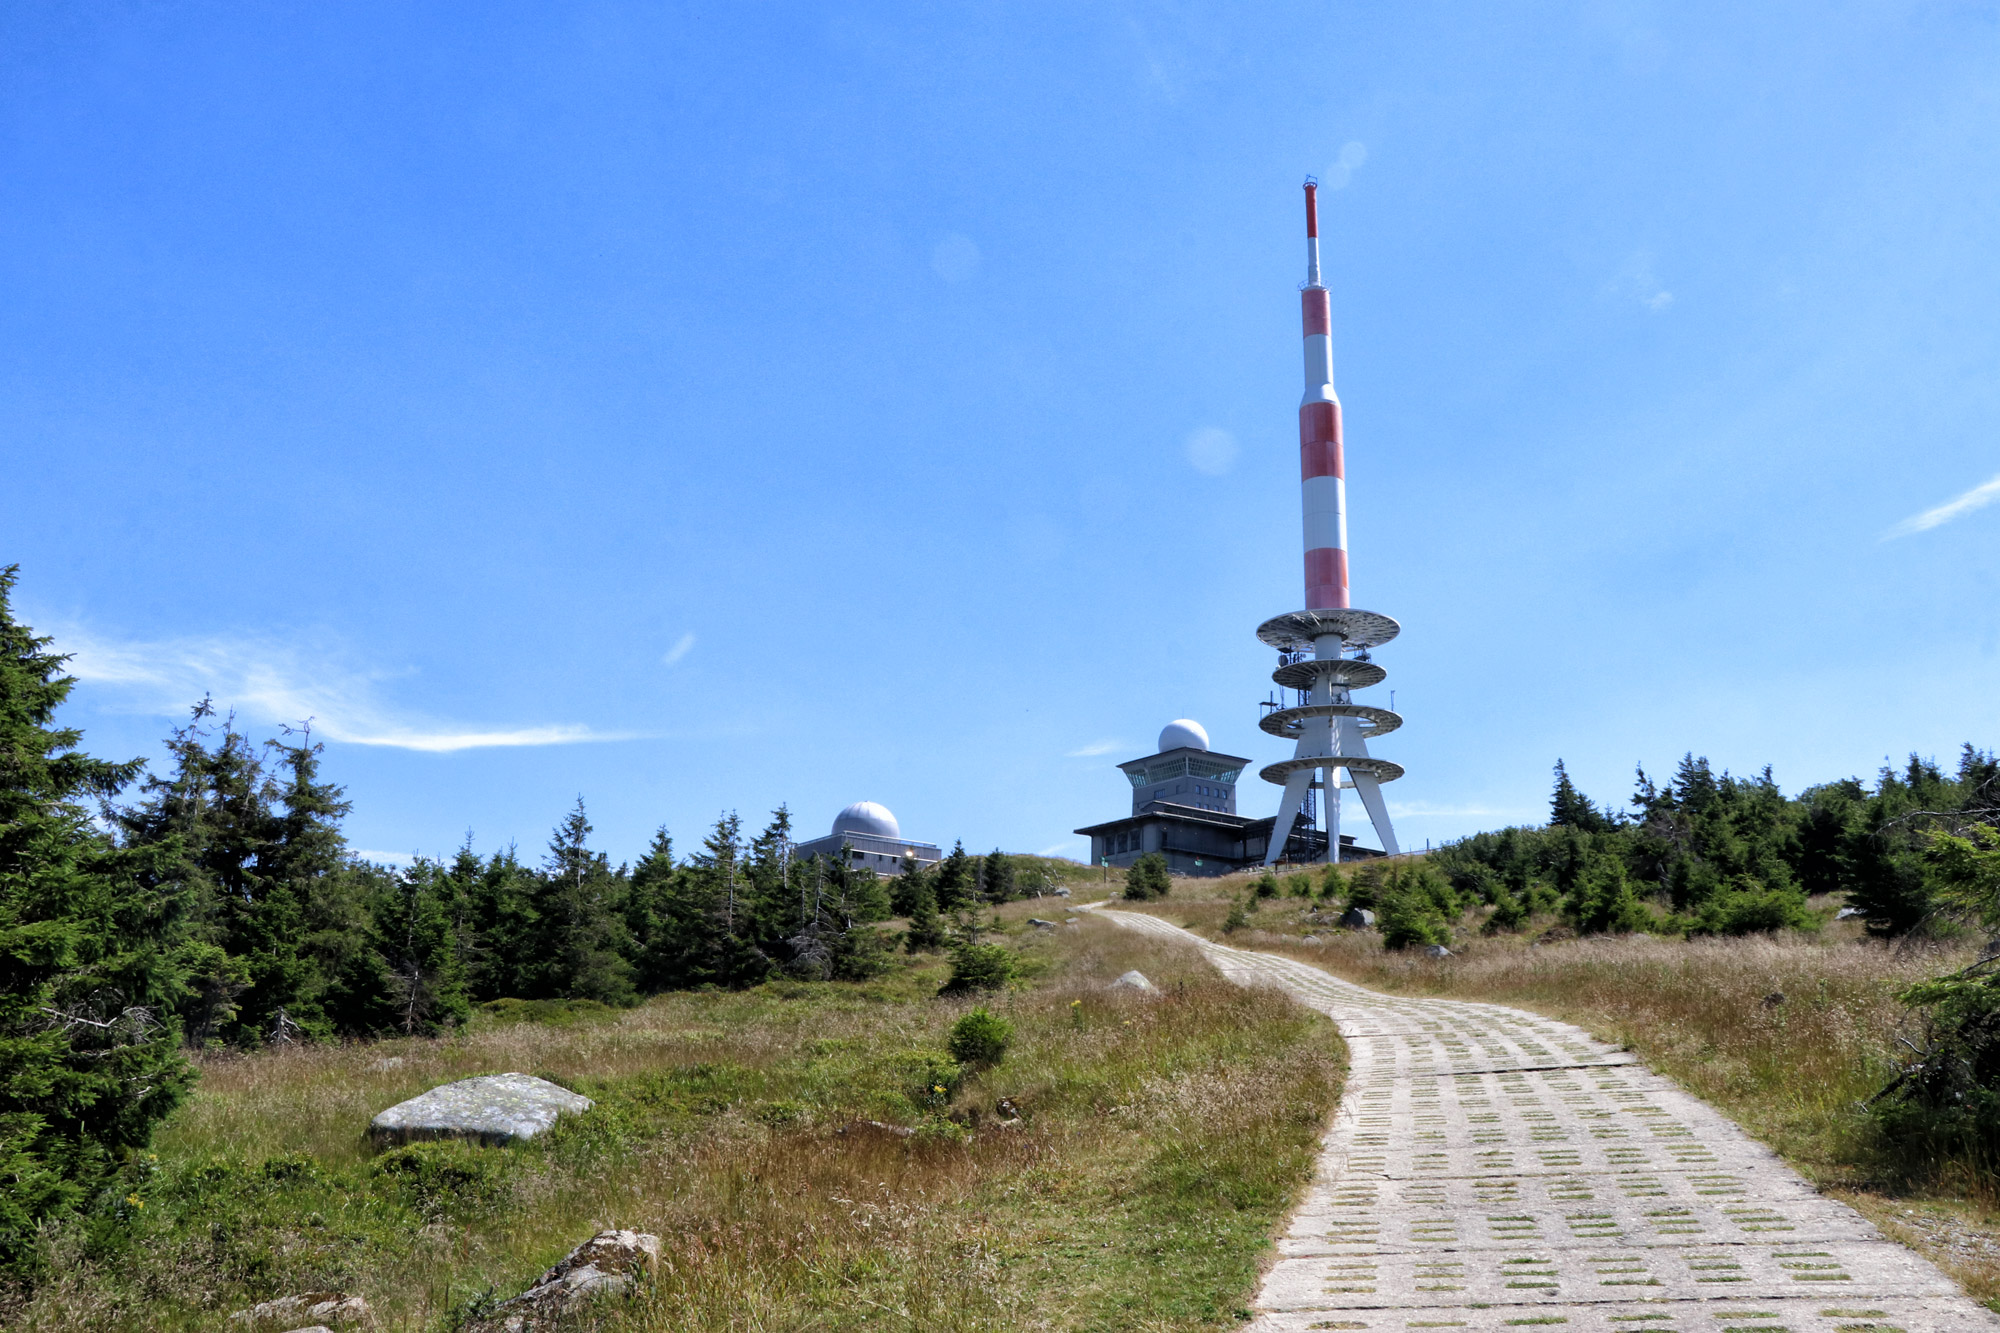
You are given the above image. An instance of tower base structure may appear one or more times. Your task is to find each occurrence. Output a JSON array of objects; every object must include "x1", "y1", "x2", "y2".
[{"x1": 1256, "y1": 609, "x2": 1404, "y2": 864}]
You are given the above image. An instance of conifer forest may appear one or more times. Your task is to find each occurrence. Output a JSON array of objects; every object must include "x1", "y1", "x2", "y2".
[{"x1": 5, "y1": 558, "x2": 2000, "y2": 1299}]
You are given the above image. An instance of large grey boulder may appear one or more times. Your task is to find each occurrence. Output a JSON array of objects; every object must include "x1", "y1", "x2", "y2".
[
  {"x1": 1339, "y1": 908, "x2": 1375, "y2": 929},
  {"x1": 230, "y1": 1292, "x2": 369, "y2": 1327},
  {"x1": 470, "y1": 1229, "x2": 661, "y2": 1332},
  {"x1": 1108, "y1": 970, "x2": 1158, "y2": 993},
  {"x1": 370, "y1": 1073, "x2": 592, "y2": 1147}
]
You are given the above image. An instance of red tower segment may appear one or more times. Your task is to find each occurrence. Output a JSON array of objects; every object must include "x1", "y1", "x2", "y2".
[{"x1": 1298, "y1": 182, "x2": 1348, "y2": 610}]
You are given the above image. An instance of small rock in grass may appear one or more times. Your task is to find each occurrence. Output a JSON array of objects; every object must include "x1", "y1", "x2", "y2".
[
  {"x1": 1836, "y1": 906, "x2": 1864, "y2": 920},
  {"x1": 369, "y1": 1056, "x2": 404, "y2": 1072},
  {"x1": 1108, "y1": 970, "x2": 1158, "y2": 993},
  {"x1": 1762, "y1": 991, "x2": 1786, "y2": 1008},
  {"x1": 470, "y1": 1229, "x2": 661, "y2": 1332},
  {"x1": 231, "y1": 1292, "x2": 369, "y2": 1327},
  {"x1": 1053, "y1": 887, "x2": 1071, "y2": 897},
  {"x1": 1424, "y1": 944, "x2": 1451, "y2": 959},
  {"x1": 1027, "y1": 918, "x2": 1057, "y2": 929},
  {"x1": 839, "y1": 1119, "x2": 915, "y2": 1138},
  {"x1": 1301, "y1": 934, "x2": 1322, "y2": 944},
  {"x1": 1340, "y1": 908, "x2": 1376, "y2": 929},
  {"x1": 370, "y1": 1073, "x2": 592, "y2": 1148}
]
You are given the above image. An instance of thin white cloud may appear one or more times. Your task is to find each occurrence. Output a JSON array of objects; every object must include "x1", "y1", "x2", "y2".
[
  {"x1": 1386, "y1": 802, "x2": 1538, "y2": 820},
  {"x1": 1883, "y1": 472, "x2": 2000, "y2": 539},
  {"x1": 1184, "y1": 426, "x2": 1239, "y2": 476},
  {"x1": 1605, "y1": 251, "x2": 1673, "y2": 312},
  {"x1": 1066, "y1": 739, "x2": 1123, "y2": 757},
  {"x1": 1324, "y1": 141, "x2": 1368, "y2": 190},
  {"x1": 353, "y1": 849, "x2": 419, "y2": 866},
  {"x1": 662, "y1": 632, "x2": 696, "y2": 666},
  {"x1": 59, "y1": 627, "x2": 631, "y2": 753}
]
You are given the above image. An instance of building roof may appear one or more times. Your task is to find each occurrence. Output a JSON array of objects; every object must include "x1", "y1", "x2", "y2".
[{"x1": 831, "y1": 801, "x2": 899, "y2": 839}]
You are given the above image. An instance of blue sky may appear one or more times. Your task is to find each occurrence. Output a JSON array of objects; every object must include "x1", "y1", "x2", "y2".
[{"x1": 6, "y1": 1, "x2": 1999, "y2": 866}]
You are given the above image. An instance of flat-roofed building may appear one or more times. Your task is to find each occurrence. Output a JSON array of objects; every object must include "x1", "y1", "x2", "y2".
[{"x1": 1075, "y1": 720, "x2": 1375, "y2": 875}]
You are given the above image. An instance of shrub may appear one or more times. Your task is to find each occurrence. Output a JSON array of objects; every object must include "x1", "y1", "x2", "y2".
[
  {"x1": 1123, "y1": 853, "x2": 1171, "y2": 901},
  {"x1": 939, "y1": 943, "x2": 1014, "y2": 995},
  {"x1": 1869, "y1": 828, "x2": 2000, "y2": 1186},
  {"x1": 1378, "y1": 885, "x2": 1448, "y2": 950},
  {"x1": 370, "y1": 1141, "x2": 513, "y2": 1216},
  {"x1": 1692, "y1": 877, "x2": 1818, "y2": 936},
  {"x1": 479, "y1": 997, "x2": 620, "y2": 1027},
  {"x1": 1871, "y1": 955, "x2": 2000, "y2": 1185},
  {"x1": 889, "y1": 1048, "x2": 962, "y2": 1110},
  {"x1": 1221, "y1": 897, "x2": 1251, "y2": 934},
  {"x1": 1343, "y1": 862, "x2": 1387, "y2": 914},
  {"x1": 947, "y1": 1009, "x2": 1013, "y2": 1067},
  {"x1": 1564, "y1": 857, "x2": 1651, "y2": 936},
  {"x1": 1483, "y1": 885, "x2": 1530, "y2": 934}
]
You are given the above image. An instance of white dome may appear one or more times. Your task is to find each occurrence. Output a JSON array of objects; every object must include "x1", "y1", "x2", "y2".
[
  {"x1": 1158, "y1": 719, "x2": 1210, "y2": 753},
  {"x1": 831, "y1": 801, "x2": 900, "y2": 840}
]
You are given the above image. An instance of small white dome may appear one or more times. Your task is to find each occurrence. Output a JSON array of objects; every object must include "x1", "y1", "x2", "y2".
[
  {"x1": 1158, "y1": 719, "x2": 1210, "y2": 753},
  {"x1": 831, "y1": 801, "x2": 900, "y2": 840}
]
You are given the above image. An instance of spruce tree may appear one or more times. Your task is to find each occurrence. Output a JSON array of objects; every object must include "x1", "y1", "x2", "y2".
[
  {"x1": 903, "y1": 870, "x2": 946, "y2": 952},
  {"x1": 242, "y1": 728, "x2": 360, "y2": 1042},
  {"x1": 980, "y1": 848, "x2": 1016, "y2": 904},
  {"x1": 459, "y1": 841, "x2": 538, "y2": 1000},
  {"x1": 624, "y1": 827, "x2": 679, "y2": 991},
  {"x1": 361, "y1": 859, "x2": 470, "y2": 1035},
  {"x1": 530, "y1": 800, "x2": 635, "y2": 1004},
  {"x1": 0, "y1": 567, "x2": 196, "y2": 1267},
  {"x1": 934, "y1": 841, "x2": 975, "y2": 910},
  {"x1": 1122, "y1": 852, "x2": 1171, "y2": 901},
  {"x1": 1549, "y1": 760, "x2": 1608, "y2": 833}
]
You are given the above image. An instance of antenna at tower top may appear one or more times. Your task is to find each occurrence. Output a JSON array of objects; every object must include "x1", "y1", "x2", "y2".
[{"x1": 1302, "y1": 178, "x2": 1323, "y2": 287}]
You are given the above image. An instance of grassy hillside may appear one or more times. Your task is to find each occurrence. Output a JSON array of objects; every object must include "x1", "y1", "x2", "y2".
[
  {"x1": 1111, "y1": 866, "x2": 2000, "y2": 1309},
  {"x1": 11, "y1": 898, "x2": 1342, "y2": 1332}
]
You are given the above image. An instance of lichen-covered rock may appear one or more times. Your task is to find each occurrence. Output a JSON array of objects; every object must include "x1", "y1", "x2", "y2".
[
  {"x1": 369, "y1": 1073, "x2": 592, "y2": 1147},
  {"x1": 470, "y1": 1230, "x2": 661, "y2": 1331},
  {"x1": 230, "y1": 1291, "x2": 369, "y2": 1327}
]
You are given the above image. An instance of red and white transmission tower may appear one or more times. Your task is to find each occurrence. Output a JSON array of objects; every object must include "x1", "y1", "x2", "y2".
[{"x1": 1257, "y1": 179, "x2": 1404, "y2": 864}]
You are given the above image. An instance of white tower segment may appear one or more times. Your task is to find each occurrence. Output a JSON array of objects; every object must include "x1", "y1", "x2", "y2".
[{"x1": 1259, "y1": 182, "x2": 1404, "y2": 865}]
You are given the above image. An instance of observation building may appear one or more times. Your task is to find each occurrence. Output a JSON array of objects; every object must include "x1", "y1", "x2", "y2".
[
  {"x1": 1074, "y1": 720, "x2": 1374, "y2": 875},
  {"x1": 792, "y1": 801, "x2": 942, "y2": 876}
]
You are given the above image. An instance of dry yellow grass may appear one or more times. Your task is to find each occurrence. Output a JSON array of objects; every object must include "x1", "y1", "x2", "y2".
[{"x1": 15, "y1": 902, "x2": 1342, "y2": 1332}]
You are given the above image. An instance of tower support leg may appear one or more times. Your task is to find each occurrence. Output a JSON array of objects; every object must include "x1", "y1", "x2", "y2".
[
  {"x1": 1264, "y1": 769, "x2": 1313, "y2": 866},
  {"x1": 1350, "y1": 772, "x2": 1401, "y2": 856},
  {"x1": 1325, "y1": 764, "x2": 1342, "y2": 863}
]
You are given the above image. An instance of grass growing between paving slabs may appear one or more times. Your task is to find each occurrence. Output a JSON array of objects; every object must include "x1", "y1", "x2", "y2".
[
  {"x1": 1110, "y1": 868, "x2": 2000, "y2": 1310},
  {"x1": 10, "y1": 901, "x2": 1342, "y2": 1333}
]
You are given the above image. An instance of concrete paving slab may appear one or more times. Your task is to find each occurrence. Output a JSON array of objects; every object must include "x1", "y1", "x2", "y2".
[{"x1": 1093, "y1": 909, "x2": 2000, "y2": 1333}]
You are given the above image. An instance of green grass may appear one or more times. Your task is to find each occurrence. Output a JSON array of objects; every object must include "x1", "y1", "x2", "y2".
[{"x1": 11, "y1": 899, "x2": 1341, "y2": 1332}]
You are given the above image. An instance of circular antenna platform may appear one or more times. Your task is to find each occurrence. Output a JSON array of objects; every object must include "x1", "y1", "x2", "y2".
[
  {"x1": 1259, "y1": 703, "x2": 1402, "y2": 741},
  {"x1": 1259, "y1": 755, "x2": 1405, "y2": 785},
  {"x1": 1273, "y1": 659, "x2": 1387, "y2": 691},
  {"x1": 1256, "y1": 608, "x2": 1400, "y2": 652}
]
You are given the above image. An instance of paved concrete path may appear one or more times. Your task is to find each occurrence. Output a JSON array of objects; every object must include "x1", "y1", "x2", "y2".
[{"x1": 1095, "y1": 908, "x2": 2000, "y2": 1333}]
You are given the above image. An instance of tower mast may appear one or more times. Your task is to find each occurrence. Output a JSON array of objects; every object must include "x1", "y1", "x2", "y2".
[{"x1": 1257, "y1": 180, "x2": 1405, "y2": 865}]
